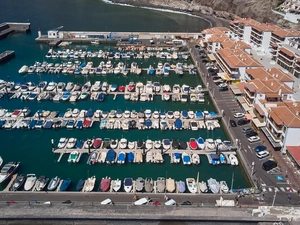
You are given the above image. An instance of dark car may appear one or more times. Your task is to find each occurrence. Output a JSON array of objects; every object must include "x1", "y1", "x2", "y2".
[
  {"x1": 254, "y1": 145, "x2": 267, "y2": 152},
  {"x1": 262, "y1": 160, "x2": 277, "y2": 171},
  {"x1": 181, "y1": 201, "x2": 192, "y2": 205},
  {"x1": 230, "y1": 120, "x2": 237, "y2": 127},
  {"x1": 237, "y1": 118, "x2": 249, "y2": 126},
  {"x1": 219, "y1": 86, "x2": 228, "y2": 92},
  {"x1": 212, "y1": 76, "x2": 221, "y2": 80},
  {"x1": 215, "y1": 81, "x2": 224, "y2": 86},
  {"x1": 202, "y1": 59, "x2": 209, "y2": 63},
  {"x1": 246, "y1": 131, "x2": 258, "y2": 138}
]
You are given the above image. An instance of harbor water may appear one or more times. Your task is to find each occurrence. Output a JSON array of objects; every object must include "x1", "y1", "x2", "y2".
[{"x1": 0, "y1": 0, "x2": 250, "y2": 191}]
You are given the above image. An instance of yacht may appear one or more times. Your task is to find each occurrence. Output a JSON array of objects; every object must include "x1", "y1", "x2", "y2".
[
  {"x1": 10, "y1": 174, "x2": 26, "y2": 191},
  {"x1": 0, "y1": 162, "x2": 20, "y2": 184}
]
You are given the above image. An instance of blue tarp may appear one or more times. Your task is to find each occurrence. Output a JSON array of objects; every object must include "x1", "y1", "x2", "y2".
[
  {"x1": 174, "y1": 118, "x2": 182, "y2": 129},
  {"x1": 145, "y1": 119, "x2": 152, "y2": 127},
  {"x1": 124, "y1": 178, "x2": 132, "y2": 186},
  {"x1": 174, "y1": 153, "x2": 180, "y2": 159},
  {"x1": 128, "y1": 152, "x2": 134, "y2": 162},
  {"x1": 106, "y1": 149, "x2": 116, "y2": 162},
  {"x1": 183, "y1": 155, "x2": 190, "y2": 163}
]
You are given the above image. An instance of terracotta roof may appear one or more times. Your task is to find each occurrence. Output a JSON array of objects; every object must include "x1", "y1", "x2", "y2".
[
  {"x1": 246, "y1": 68, "x2": 294, "y2": 82},
  {"x1": 286, "y1": 146, "x2": 300, "y2": 166},
  {"x1": 236, "y1": 82, "x2": 245, "y2": 93},
  {"x1": 217, "y1": 48, "x2": 262, "y2": 68},
  {"x1": 248, "y1": 78, "x2": 293, "y2": 94},
  {"x1": 201, "y1": 27, "x2": 229, "y2": 35},
  {"x1": 265, "y1": 93, "x2": 281, "y2": 98},
  {"x1": 268, "y1": 110, "x2": 283, "y2": 126},
  {"x1": 254, "y1": 103, "x2": 265, "y2": 116},
  {"x1": 269, "y1": 106, "x2": 300, "y2": 128},
  {"x1": 245, "y1": 83, "x2": 257, "y2": 92},
  {"x1": 278, "y1": 47, "x2": 295, "y2": 58}
]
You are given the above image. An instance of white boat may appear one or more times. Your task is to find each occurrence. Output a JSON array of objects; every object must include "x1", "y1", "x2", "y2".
[
  {"x1": 186, "y1": 178, "x2": 198, "y2": 194},
  {"x1": 206, "y1": 138, "x2": 216, "y2": 150},
  {"x1": 66, "y1": 138, "x2": 77, "y2": 149},
  {"x1": 229, "y1": 154, "x2": 238, "y2": 166},
  {"x1": 0, "y1": 162, "x2": 20, "y2": 184},
  {"x1": 24, "y1": 174, "x2": 37, "y2": 191},
  {"x1": 182, "y1": 152, "x2": 191, "y2": 165},
  {"x1": 112, "y1": 179, "x2": 121, "y2": 192},
  {"x1": 72, "y1": 108, "x2": 80, "y2": 118},
  {"x1": 191, "y1": 153, "x2": 200, "y2": 165},
  {"x1": 207, "y1": 178, "x2": 220, "y2": 194},
  {"x1": 145, "y1": 140, "x2": 153, "y2": 150},
  {"x1": 128, "y1": 141, "x2": 135, "y2": 149},
  {"x1": 155, "y1": 152, "x2": 164, "y2": 163},
  {"x1": 124, "y1": 178, "x2": 133, "y2": 193},
  {"x1": 68, "y1": 151, "x2": 79, "y2": 163},
  {"x1": 220, "y1": 181, "x2": 229, "y2": 193},
  {"x1": 154, "y1": 140, "x2": 161, "y2": 149},
  {"x1": 199, "y1": 181, "x2": 208, "y2": 193},
  {"x1": 83, "y1": 176, "x2": 96, "y2": 192},
  {"x1": 166, "y1": 178, "x2": 175, "y2": 193},
  {"x1": 146, "y1": 151, "x2": 154, "y2": 163},
  {"x1": 119, "y1": 138, "x2": 127, "y2": 149},
  {"x1": 18, "y1": 65, "x2": 29, "y2": 74}
]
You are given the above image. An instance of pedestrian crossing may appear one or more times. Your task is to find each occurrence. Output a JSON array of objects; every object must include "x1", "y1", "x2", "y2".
[{"x1": 261, "y1": 186, "x2": 296, "y2": 193}]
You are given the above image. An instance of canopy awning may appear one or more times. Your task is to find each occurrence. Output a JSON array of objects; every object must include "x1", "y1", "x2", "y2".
[
  {"x1": 207, "y1": 54, "x2": 216, "y2": 61},
  {"x1": 229, "y1": 84, "x2": 243, "y2": 95},
  {"x1": 252, "y1": 118, "x2": 266, "y2": 128},
  {"x1": 245, "y1": 114, "x2": 253, "y2": 120}
]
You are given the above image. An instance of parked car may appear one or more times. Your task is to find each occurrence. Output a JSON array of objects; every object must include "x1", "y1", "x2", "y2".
[
  {"x1": 215, "y1": 81, "x2": 224, "y2": 86},
  {"x1": 219, "y1": 86, "x2": 228, "y2": 92},
  {"x1": 242, "y1": 127, "x2": 253, "y2": 133},
  {"x1": 254, "y1": 145, "x2": 267, "y2": 152},
  {"x1": 237, "y1": 119, "x2": 249, "y2": 126},
  {"x1": 218, "y1": 83, "x2": 227, "y2": 88},
  {"x1": 248, "y1": 136, "x2": 261, "y2": 143},
  {"x1": 246, "y1": 131, "x2": 258, "y2": 138},
  {"x1": 262, "y1": 160, "x2": 277, "y2": 171},
  {"x1": 230, "y1": 120, "x2": 237, "y2": 127},
  {"x1": 212, "y1": 76, "x2": 221, "y2": 80},
  {"x1": 234, "y1": 112, "x2": 245, "y2": 118},
  {"x1": 256, "y1": 150, "x2": 269, "y2": 159}
]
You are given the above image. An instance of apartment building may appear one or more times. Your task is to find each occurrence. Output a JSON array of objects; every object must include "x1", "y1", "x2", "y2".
[{"x1": 278, "y1": 0, "x2": 300, "y2": 23}]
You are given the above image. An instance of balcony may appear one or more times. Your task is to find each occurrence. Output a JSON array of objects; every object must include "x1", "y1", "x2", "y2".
[
  {"x1": 277, "y1": 57, "x2": 294, "y2": 67},
  {"x1": 261, "y1": 127, "x2": 282, "y2": 148},
  {"x1": 244, "y1": 88, "x2": 255, "y2": 99},
  {"x1": 251, "y1": 28, "x2": 263, "y2": 37},
  {"x1": 294, "y1": 66, "x2": 300, "y2": 73},
  {"x1": 267, "y1": 119, "x2": 284, "y2": 134},
  {"x1": 278, "y1": 51, "x2": 294, "y2": 61}
]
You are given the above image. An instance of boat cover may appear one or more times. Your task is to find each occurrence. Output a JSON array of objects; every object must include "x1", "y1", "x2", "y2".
[
  {"x1": 178, "y1": 181, "x2": 186, "y2": 193},
  {"x1": 145, "y1": 119, "x2": 152, "y2": 127},
  {"x1": 106, "y1": 149, "x2": 116, "y2": 162},
  {"x1": 124, "y1": 178, "x2": 132, "y2": 186},
  {"x1": 174, "y1": 118, "x2": 182, "y2": 129},
  {"x1": 128, "y1": 152, "x2": 134, "y2": 162}
]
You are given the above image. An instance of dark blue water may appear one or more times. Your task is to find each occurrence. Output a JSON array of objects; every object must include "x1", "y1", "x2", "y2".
[{"x1": 0, "y1": 0, "x2": 250, "y2": 191}]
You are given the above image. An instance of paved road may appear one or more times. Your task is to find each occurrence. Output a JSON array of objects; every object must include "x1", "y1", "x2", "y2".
[{"x1": 188, "y1": 42, "x2": 300, "y2": 206}]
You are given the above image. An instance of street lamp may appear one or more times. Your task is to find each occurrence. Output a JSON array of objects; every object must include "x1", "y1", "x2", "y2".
[{"x1": 272, "y1": 189, "x2": 278, "y2": 207}]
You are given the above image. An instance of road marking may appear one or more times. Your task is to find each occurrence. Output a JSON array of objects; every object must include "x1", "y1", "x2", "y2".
[{"x1": 280, "y1": 187, "x2": 285, "y2": 192}]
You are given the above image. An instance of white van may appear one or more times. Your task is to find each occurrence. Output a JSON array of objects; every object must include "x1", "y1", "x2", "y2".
[
  {"x1": 165, "y1": 199, "x2": 176, "y2": 206},
  {"x1": 101, "y1": 198, "x2": 113, "y2": 205},
  {"x1": 133, "y1": 197, "x2": 150, "y2": 206}
]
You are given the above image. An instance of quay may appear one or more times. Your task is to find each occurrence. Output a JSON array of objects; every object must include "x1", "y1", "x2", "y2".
[
  {"x1": 0, "y1": 50, "x2": 15, "y2": 64},
  {"x1": 0, "y1": 22, "x2": 30, "y2": 40}
]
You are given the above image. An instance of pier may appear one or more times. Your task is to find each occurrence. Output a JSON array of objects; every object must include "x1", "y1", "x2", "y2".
[
  {"x1": 0, "y1": 22, "x2": 30, "y2": 40},
  {"x1": 0, "y1": 50, "x2": 15, "y2": 64}
]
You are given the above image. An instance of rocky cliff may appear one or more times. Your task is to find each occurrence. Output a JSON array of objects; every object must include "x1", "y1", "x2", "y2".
[{"x1": 111, "y1": 0, "x2": 293, "y2": 27}]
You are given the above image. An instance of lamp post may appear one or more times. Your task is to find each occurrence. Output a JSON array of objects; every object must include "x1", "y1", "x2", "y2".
[{"x1": 272, "y1": 189, "x2": 278, "y2": 207}]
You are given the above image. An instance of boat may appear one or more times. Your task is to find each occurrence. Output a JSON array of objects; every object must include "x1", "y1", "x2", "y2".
[
  {"x1": 189, "y1": 138, "x2": 198, "y2": 150},
  {"x1": 117, "y1": 151, "x2": 126, "y2": 164},
  {"x1": 93, "y1": 138, "x2": 102, "y2": 149},
  {"x1": 87, "y1": 150, "x2": 98, "y2": 165},
  {"x1": 110, "y1": 139, "x2": 118, "y2": 149},
  {"x1": 135, "y1": 177, "x2": 145, "y2": 192},
  {"x1": 174, "y1": 118, "x2": 182, "y2": 130},
  {"x1": 66, "y1": 138, "x2": 77, "y2": 148},
  {"x1": 206, "y1": 138, "x2": 216, "y2": 150},
  {"x1": 162, "y1": 139, "x2": 171, "y2": 150},
  {"x1": 35, "y1": 176, "x2": 49, "y2": 191},
  {"x1": 76, "y1": 179, "x2": 85, "y2": 191},
  {"x1": 145, "y1": 140, "x2": 153, "y2": 150},
  {"x1": 124, "y1": 178, "x2": 133, "y2": 193},
  {"x1": 0, "y1": 162, "x2": 20, "y2": 184},
  {"x1": 67, "y1": 151, "x2": 79, "y2": 163},
  {"x1": 191, "y1": 153, "x2": 200, "y2": 165},
  {"x1": 24, "y1": 174, "x2": 37, "y2": 191},
  {"x1": 220, "y1": 181, "x2": 229, "y2": 193},
  {"x1": 60, "y1": 178, "x2": 71, "y2": 191},
  {"x1": 178, "y1": 180, "x2": 186, "y2": 193},
  {"x1": 229, "y1": 154, "x2": 238, "y2": 166},
  {"x1": 186, "y1": 178, "x2": 198, "y2": 194},
  {"x1": 83, "y1": 176, "x2": 96, "y2": 192},
  {"x1": 172, "y1": 152, "x2": 181, "y2": 163},
  {"x1": 100, "y1": 177, "x2": 111, "y2": 192},
  {"x1": 106, "y1": 149, "x2": 116, "y2": 164},
  {"x1": 128, "y1": 152, "x2": 134, "y2": 163},
  {"x1": 207, "y1": 178, "x2": 220, "y2": 194},
  {"x1": 219, "y1": 153, "x2": 227, "y2": 164},
  {"x1": 199, "y1": 181, "x2": 208, "y2": 193},
  {"x1": 197, "y1": 137, "x2": 205, "y2": 150},
  {"x1": 10, "y1": 174, "x2": 26, "y2": 191},
  {"x1": 18, "y1": 65, "x2": 29, "y2": 74},
  {"x1": 128, "y1": 141, "x2": 135, "y2": 149},
  {"x1": 57, "y1": 137, "x2": 68, "y2": 148},
  {"x1": 166, "y1": 178, "x2": 175, "y2": 193},
  {"x1": 145, "y1": 177, "x2": 153, "y2": 193},
  {"x1": 182, "y1": 152, "x2": 191, "y2": 165},
  {"x1": 47, "y1": 176, "x2": 61, "y2": 191},
  {"x1": 156, "y1": 177, "x2": 165, "y2": 193},
  {"x1": 112, "y1": 179, "x2": 121, "y2": 192},
  {"x1": 119, "y1": 138, "x2": 127, "y2": 149},
  {"x1": 210, "y1": 153, "x2": 220, "y2": 165}
]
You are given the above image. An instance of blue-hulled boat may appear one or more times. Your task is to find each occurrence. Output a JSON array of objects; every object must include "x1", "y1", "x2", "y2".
[
  {"x1": 96, "y1": 92, "x2": 106, "y2": 102},
  {"x1": 117, "y1": 151, "x2": 126, "y2": 164},
  {"x1": 128, "y1": 152, "x2": 134, "y2": 163},
  {"x1": 57, "y1": 112, "x2": 64, "y2": 118},
  {"x1": 76, "y1": 179, "x2": 85, "y2": 191},
  {"x1": 35, "y1": 120, "x2": 44, "y2": 129},
  {"x1": 76, "y1": 140, "x2": 84, "y2": 149},
  {"x1": 173, "y1": 152, "x2": 181, "y2": 163},
  {"x1": 195, "y1": 111, "x2": 203, "y2": 119},
  {"x1": 110, "y1": 84, "x2": 117, "y2": 92},
  {"x1": 210, "y1": 111, "x2": 217, "y2": 117},
  {"x1": 181, "y1": 110, "x2": 188, "y2": 119},
  {"x1": 66, "y1": 120, "x2": 75, "y2": 129},
  {"x1": 219, "y1": 153, "x2": 227, "y2": 164},
  {"x1": 43, "y1": 120, "x2": 53, "y2": 129},
  {"x1": 210, "y1": 153, "x2": 220, "y2": 165},
  {"x1": 174, "y1": 118, "x2": 182, "y2": 130},
  {"x1": 28, "y1": 119, "x2": 36, "y2": 129},
  {"x1": 0, "y1": 120, "x2": 5, "y2": 128},
  {"x1": 75, "y1": 120, "x2": 83, "y2": 129},
  {"x1": 60, "y1": 179, "x2": 71, "y2": 191},
  {"x1": 182, "y1": 152, "x2": 191, "y2": 165},
  {"x1": 86, "y1": 109, "x2": 93, "y2": 118},
  {"x1": 145, "y1": 119, "x2": 152, "y2": 129},
  {"x1": 178, "y1": 180, "x2": 186, "y2": 193},
  {"x1": 197, "y1": 137, "x2": 205, "y2": 150},
  {"x1": 106, "y1": 149, "x2": 116, "y2": 164}
]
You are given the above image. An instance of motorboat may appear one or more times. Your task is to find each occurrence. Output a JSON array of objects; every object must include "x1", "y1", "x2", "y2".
[
  {"x1": 207, "y1": 178, "x2": 220, "y2": 194},
  {"x1": 76, "y1": 179, "x2": 85, "y2": 191},
  {"x1": 186, "y1": 178, "x2": 197, "y2": 194},
  {"x1": 189, "y1": 138, "x2": 198, "y2": 150},
  {"x1": 206, "y1": 138, "x2": 216, "y2": 150},
  {"x1": 199, "y1": 181, "x2": 208, "y2": 193},
  {"x1": 219, "y1": 153, "x2": 227, "y2": 164},
  {"x1": 136, "y1": 140, "x2": 144, "y2": 149},
  {"x1": 18, "y1": 65, "x2": 29, "y2": 74},
  {"x1": 117, "y1": 151, "x2": 126, "y2": 164},
  {"x1": 0, "y1": 162, "x2": 20, "y2": 184},
  {"x1": 154, "y1": 140, "x2": 161, "y2": 149},
  {"x1": 162, "y1": 139, "x2": 171, "y2": 150},
  {"x1": 191, "y1": 153, "x2": 200, "y2": 165},
  {"x1": 155, "y1": 152, "x2": 164, "y2": 163},
  {"x1": 10, "y1": 174, "x2": 26, "y2": 191},
  {"x1": 166, "y1": 178, "x2": 175, "y2": 193},
  {"x1": 119, "y1": 138, "x2": 127, "y2": 149},
  {"x1": 145, "y1": 177, "x2": 153, "y2": 193},
  {"x1": 172, "y1": 152, "x2": 181, "y2": 163},
  {"x1": 135, "y1": 177, "x2": 145, "y2": 192},
  {"x1": 197, "y1": 137, "x2": 205, "y2": 150},
  {"x1": 66, "y1": 138, "x2": 77, "y2": 149},
  {"x1": 229, "y1": 154, "x2": 238, "y2": 166},
  {"x1": 106, "y1": 149, "x2": 116, "y2": 164},
  {"x1": 156, "y1": 177, "x2": 165, "y2": 193},
  {"x1": 112, "y1": 179, "x2": 121, "y2": 192},
  {"x1": 35, "y1": 176, "x2": 49, "y2": 191},
  {"x1": 124, "y1": 178, "x2": 133, "y2": 193},
  {"x1": 178, "y1": 180, "x2": 186, "y2": 193},
  {"x1": 128, "y1": 141, "x2": 135, "y2": 149},
  {"x1": 58, "y1": 137, "x2": 68, "y2": 148},
  {"x1": 83, "y1": 176, "x2": 96, "y2": 192},
  {"x1": 145, "y1": 140, "x2": 153, "y2": 150},
  {"x1": 128, "y1": 152, "x2": 134, "y2": 163},
  {"x1": 210, "y1": 153, "x2": 220, "y2": 165},
  {"x1": 47, "y1": 176, "x2": 61, "y2": 191},
  {"x1": 182, "y1": 152, "x2": 191, "y2": 165},
  {"x1": 100, "y1": 177, "x2": 111, "y2": 192},
  {"x1": 93, "y1": 138, "x2": 102, "y2": 149},
  {"x1": 87, "y1": 150, "x2": 98, "y2": 165},
  {"x1": 24, "y1": 174, "x2": 37, "y2": 191},
  {"x1": 220, "y1": 181, "x2": 229, "y2": 193},
  {"x1": 110, "y1": 139, "x2": 118, "y2": 149},
  {"x1": 146, "y1": 151, "x2": 154, "y2": 163},
  {"x1": 60, "y1": 178, "x2": 71, "y2": 191}
]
